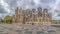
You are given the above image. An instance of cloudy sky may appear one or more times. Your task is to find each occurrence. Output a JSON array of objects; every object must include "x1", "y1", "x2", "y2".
[{"x1": 0, "y1": 0, "x2": 60, "y2": 20}]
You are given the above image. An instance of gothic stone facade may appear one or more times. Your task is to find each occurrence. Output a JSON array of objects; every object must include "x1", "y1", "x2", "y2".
[{"x1": 12, "y1": 7, "x2": 52, "y2": 24}]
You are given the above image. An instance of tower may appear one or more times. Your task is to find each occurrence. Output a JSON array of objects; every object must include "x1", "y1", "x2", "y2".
[
  {"x1": 31, "y1": 9, "x2": 36, "y2": 24},
  {"x1": 14, "y1": 7, "x2": 19, "y2": 23},
  {"x1": 13, "y1": 7, "x2": 24, "y2": 24},
  {"x1": 43, "y1": 8, "x2": 51, "y2": 24},
  {"x1": 18, "y1": 8, "x2": 24, "y2": 24},
  {"x1": 25, "y1": 9, "x2": 31, "y2": 24},
  {"x1": 37, "y1": 7, "x2": 43, "y2": 24}
]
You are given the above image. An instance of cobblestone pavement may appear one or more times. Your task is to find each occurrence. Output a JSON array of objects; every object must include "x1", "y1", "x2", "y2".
[{"x1": 0, "y1": 23, "x2": 60, "y2": 34}]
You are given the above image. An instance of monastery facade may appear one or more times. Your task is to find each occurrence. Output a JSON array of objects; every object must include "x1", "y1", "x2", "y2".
[{"x1": 12, "y1": 7, "x2": 52, "y2": 25}]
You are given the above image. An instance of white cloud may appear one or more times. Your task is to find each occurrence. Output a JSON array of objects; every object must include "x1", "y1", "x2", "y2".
[
  {"x1": 0, "y1": 0, "x2": 10, "y2": 13},
  {"x1": 0, "y1": 0, "x2": 60, "y2": 20},
  {"x1": 49, "y1": 0, "x2": 60, "y2": 20},
  {"x1": 50, "y1": 0, "x2": 60, "y2": 10},
  {"x1": 33, "y1": 0, "x2": 40, "y2": 5}
]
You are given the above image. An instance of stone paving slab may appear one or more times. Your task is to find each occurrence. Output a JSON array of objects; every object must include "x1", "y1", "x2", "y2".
[{"x1": 0, "y1": 23, "x2": 60, "y2": 34}]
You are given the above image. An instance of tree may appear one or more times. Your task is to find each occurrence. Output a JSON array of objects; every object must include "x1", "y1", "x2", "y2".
[
  {"x1": 4, "y1": 15, "x2": 12, "y2": 23},
  {"x1": 0, "y1": 17, "x2": 3, "y2": 23}
]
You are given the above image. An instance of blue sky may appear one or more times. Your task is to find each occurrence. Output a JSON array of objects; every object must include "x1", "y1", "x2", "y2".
[{"x1": 0, "y1": 0, "x2": 60, "y2": 20}]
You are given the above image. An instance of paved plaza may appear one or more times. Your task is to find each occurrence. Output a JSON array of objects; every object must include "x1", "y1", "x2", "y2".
[{"x1": 0, "y1": 23, "x2": 60, "y2": 34}]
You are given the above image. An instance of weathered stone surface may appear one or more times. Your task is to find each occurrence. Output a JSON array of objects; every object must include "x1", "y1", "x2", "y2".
[{"x1": 0, "y1": 23, "x2": 59, "y2": 34}]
